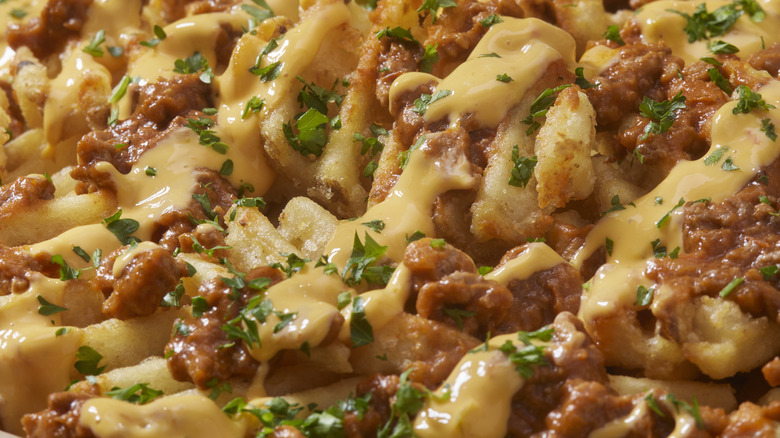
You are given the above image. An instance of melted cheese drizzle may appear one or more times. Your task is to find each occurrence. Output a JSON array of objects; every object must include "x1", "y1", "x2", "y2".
[
  {"x1": 486, "y1": 243, "x2": 567, "y2": 285},
  {"x1": 112, "y1": 241, "x2": 161, "y2": 277},
  {"x1": 413, "y1": 333, "x2": 534, "y2": 438},
  {"x1": 577, "y1": 82, "x2": 780, "y2": 325},
  {"x1": 80, "y1": 394, "x2": 248, "y2": 438},
  {"x1": 635, "y1": 0, "x2": 780, "y2": 65},
  {"x1": 389, "y1": 18, "x2": 575, "y2": 128},
  {"x1": 0, "y1": 274, "x2": 83, "y2": 435}
]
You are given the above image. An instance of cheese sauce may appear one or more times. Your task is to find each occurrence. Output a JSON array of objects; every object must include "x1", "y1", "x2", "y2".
[{"x1": 389, "y1": 17, "x2": 576, "y2": 128}]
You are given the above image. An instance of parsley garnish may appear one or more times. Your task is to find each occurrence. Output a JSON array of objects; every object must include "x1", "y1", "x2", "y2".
[
  {"x1": 234, "y1": 196, "x2": 266, "y2": 209},
  {"x1": 496, "y1": 73, "x2": 513, "y2": 83},
  {"x1": 522, "y1": 84, "x2": 572, "y2": 134},
  {"x1": 651, "y1": 239, "x2": 667, "y2": 258},
  {"x1": 83, "y1": 30, "x2": 106, "y2": 57},
  {"x1": 144, "y1": 166, "x2": 157, "y2": 176},
  {"x1": 719, "y1": 277, "x2": 744, "y2": 297},
  {"x1": 102, "y1": 210, "x2": 140, "y2": 245},
  {"x1": 174, "y1": 52, "x2": 214, "y2": 83},
  {"x1": 241, "y1": 0, "x2": 274, "y2": 22},
  {"x1": 376, "y1": 27, "x2": 419, "y2": 45},
  {"x1": 707, "y1": 67, "x2": 732, "y2": 94},
  {"x1": 140, "y1": 25, "x2": 167, "y2": 48},
  {"x1": 242, "y1": 96, "x2": 265, "y2": 119},
  {"x1": 350, "y1": 296, "x2": 374, "y2": 347},
  {"x1": 722, "y1": 156, "x2": 739, "y2": 171},
  {"x1": 704, "y1": 145, "x2": 729, "y2": 165},
  {"x1": 575, "y1": 67, "x2": 599, "y2": 89},
  {"x1": 185, "y1": 117, "x2": 229, "y2": 154},
  {"x1": 51, "y1": 254, "x2": 79, "y2": 281},
  {"x1": 708, "y1": 40, "x2": 739, "y2": 53},
  {"x1": 283, "y1": 108, "x2": 330, "y2": 157},
  {"x1": 760, "y1": 265, "x2": 778, "y2": 280},
  {"x1": 605, "y1": 238, "x2": 614, "y2": 256},
  {"x1": 480, "y1": 14, "x2": 503, "y2": 27},
  {"x1": 378, "y1": 370, "x2": 426, "y2": 437},
  {"x1": 412, "y1": 89, "x2": 453, "y2": 115},
  {"x1": 160, "y1": 282, "x2": 185, "y2": 307},
  {"x1": 603, "y1": 195, "x2": 627, "y2": 215},
  {"x1": 508, "y1": 145, "x2": 537, "y2": 188},
  {"x1": 733, "y1": 85, "x2": 775, "y2": 114},
  {"x1": 191, "y1": 296, "x2": 209, "y2": 317},
  {"x1": 10, "y1": 9, "x2": 26, "y2": 19},
  {"x1": 406, "y1": 230, "x2": 426, "y2": 243},
  {"x1": 219, "y1": 159, "x2": 233, "y2": 176},
  {"x1": 274, "y1": 312, "x2": 297, "y2": 333},
  {"x1": 498, "y1": 327, "x2": 553, "y2": 378},
  {"x1": 669, "y1": 2, "x2": 744, "y2": 43},
  {"x1": 420, "y1": 43, "x2": 439, "y2": 73},
  {"x1": 656, "y1": 197, "x2": 685, "y2": 229},
  {"x1": 106, "y1": 383, "x2": 163, "y2": 405},
  {"x1": 635, "y1": 285, "x2": 654, "y2": 306},
  {"x1": 74, "y1": 346, "x2": 106, "y2": 376},
  {"x1": 478, "y1": 266, "x2": 494, "y2": 275},
  {"x1": 443, "y1": 308, "x2": 476, "y2": 331},
  {"x1": 602, "y1": 25, "x2": 625, "y2": 45},
  {"x1": 645, "y1": 393, "x2": 665, "y2": 417},
  {"x1": 417, "y1": 0, "x2": 456, "y2": 23},
  {"x1": 342, "y1": 232, "x2": 394, "y2": 286},
  {"x1": 664, "y1": 394, "x2": 704, "y2": 429},
  {"x1": 37, "y1": 295, "x2": 67, "y2": 315},
  {"x1": 638, "y1": 92, "x2": 686, "y2": 139},
  {"x1": 270, "y1": 253, "x2": 309, "y2": 278},
  {"x1": 761, "y1": 118, "x2": 777, "y2": 141},
  {"x1": 362, "y1": 220, "x2": 385, "y2": 233},
  {"x1": 398, "y1": 135, "x2": 425, "y2": 170},
  {"x1": 479, "y1": 52, "x2": 501, "y2": 58}
]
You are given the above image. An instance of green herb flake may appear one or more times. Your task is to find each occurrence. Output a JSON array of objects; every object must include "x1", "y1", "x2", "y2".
[
  {"x1": 51, "y1": 254, "x2": 79, "y2": 281},
  {"x1": 733, "y1": 85, "x2": 776, "y2": 114},
  {"x1": 638, "y1": 92, "x2": 686, "y2": 140},
  {"x1": 83, "y1": 30, "x2": 106, "y2": 57},
  {"x1": 74, "y1": 346, "x2": 106, "y2": 376},
  {"x1": 656, "y1": 197, "x2": 685, "y2": 229},
  {"x1": 496, "y1": 73, "x2": 513, "y2": 83},
  {"x1": 140, "y1": 25, "x2": 167, "y2": 48},
  {"x1": 760, "y1": 265, "x2": 778, "y2": 280},
  {"x1": 704, "y1": 145, "x2": 729, "y2": 165},
  {"x1": 144, "y1": 166, "x2": 157, "y2": 177},
  {"x1": 430, "y1": 238, "x2": 446, "y2": 249},
  {"x1": 443, "y1": 308, "x2": 476, "y2": 331},
  {"x1": 106, "y1": 383, "x2": 163, "y2": 405},
  {"x1": 350, "y1": 296, "x2": 374, "y2": 347},
  {"x1": 575, "y1": 67, "x2": 599, "y2": 89},
  {"x1": 480, "y1": 14, "x2": 503, "y2": 27},
  {"x1": 412, "y1": 89, "x2": 453, "y2": 115},
  {"x1": 708, "y1": 40, "x2": 739, "y2": 54},
  {"x1": 721, "y1": 156, "x2": 739, "y2": 171},
  {"x1": 719, "y1": 277, "x2": 744, "y2": 297},
  {"x1": 761, "y1": 118, "x2": 777, "y2": 141},
  {"x1": 477, "y1": 266, "x2": 493, "y2": 276},
  {"x1": 508, "y1": 145, "x2": 537, "y2": 188},
  {"x1": 376, "y1": 27, "x2": 419, "y2": 45},
  {"x1": 37, "y1": 295, "x2": 67, "y2": 316},
  {"x1": 605, "y1": 238, "x2": 614, "y2": 256},
  {"x1": 602, "y1": 25, "x2": 625, "y2": 45},
  {"x1": 361, "y1": 219, "x2": 385, "y2": 233},
  {"x1": 635, "y1": 285, "x2": 654, "y2": 306},
  {"x1": 522, "y1": 84, "x2": 572, "y2": 135},
  {"x1": 707, "y1": 67, "x2": 732, "y2": 94}
]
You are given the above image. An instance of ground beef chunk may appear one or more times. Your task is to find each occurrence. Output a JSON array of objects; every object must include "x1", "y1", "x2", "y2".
[
  {"x1": 93, "y1": 244, "x2": 188, "y2": 319},
  {"x1": 0, "y1": 246, "x2": 58, "y2": 295},
  {"x1": 375, "y1": 39, "x2": 424, "y2": 111},
  {"x1": 495, "y1": 246, "x2": 582, "y2": 333},
  {"x1": 585, "y1": 42, "x2": 675, "y2": 130},
  {"x1": 416, "y1": 270, "x2": 512, "y2": 338},
  {"x1": 721, "y1": 401, "x2": 780, "y2": 437},
  {"x1": 71, "y1": 75, "x2": 212, "y2": 193},
  {"x1": 158, "y1": 0, "x2": 239, "y2": 22},
  {"x1": 619, "y1": 60, "x2": 729, "y2": 171},
  {"x1": 763, "y1": 357, "x2": 780, "y2": 387},
  {"x1": 646, "y1": 173, "x2": 780, "y2": 324},
  {"x1": 8, "y1": 0, "x2": 93, "y2": 60},
  {"x1": 166, "y1": 267, "x2": 284, "y2": 389},
  {"x1": 0, "y1": 175, "x2": 55, "y2": 220},
  {"x1": 403, "y1": 237, "x2": 477, "y2": 292},
  {"x1": 21, "y1": 391, "x2": 97, "y2": 438},
  {"x1": 748, "y1": 43, "x2": 780, "y2": 78}
]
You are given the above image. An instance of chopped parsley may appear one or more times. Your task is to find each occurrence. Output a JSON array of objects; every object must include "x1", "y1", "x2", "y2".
[
  {"x1": 645, "y1": 393, "x2": 665, "y2": 417},
  {"x1": 109, "y1": 75, "x2": 131, "y2": 105},
  {"x1": 656, "y1": 197, "x2": 685, "y2": 229},
  {"x1": 417, "y1": 0, "x2": 457, "y2": 23},
  {"x1": 480, "y1": 14, "x2": 503, "y2": 28},
  {"x1": 250, "y1": 61, "x2": 282, "y2": 82},
  {"x1": 144, "y1": 166, "x2": 157, "y2": 176},
  {"x1": 140, "y1": 25, "x2": 167, "y2": 48},
  {"x1": 185, "y1": 116, "x2": 229, "y2": 154},
  {"x1": 174, "y1": 52, "x2": 214, "y2": 83},
  {"x1": 760, "y1": 265, "x2": 778, "y2": 280},
  {"x1": 412, "y1": 89, "x2": 453, "y2": 115},
  {"x1": 635, "y1": 285, "x2": 654, "y2": 306},
  {"x1": 270, "y1": 253, "x2": 309, "y2": 278},
  {"x1": 508, "y1": 145, "x2": 537, "y2": 188},
  {"x1": 220, "y1": 159, "x2": 234, "y2": 176},
  {"x1": 708, "y1": 40, "x2": 739, "y2": 54},
  {"x1": 664, "y1": 393, "x2": 704, "y2": 429},
  {"x1": 420, "y1": 43, "x2": 439, "y2": 73},
  {"x1": 362, "y1": 219, "x2": 385, "y2": 233},
  {"x1": 242, "y1": 96, "x2": 265, "y2": 119},
  {"x1": 602, "y1": 195, "x2": 627, "y2": 215},
  {"x1": 376, "y1": 27, "x2": 419, "y2": 45},
  {"x1": 638, "y1": 92, "x2": 686, "y2": 140},
  {"x1": 191, "y1": 296, "x2": 209, "y2": 318},
  {"x1": 443, "y1": 308, "x2": 476, "y2": 331},
  {"x1": 342, "y1": 232, "x2": 394, "y2": 286},
  {"x1": 406, "y1": 230, "x2": 426, "y2": 243},
  {"x1": 241, "y1": 0, "x2": 274, "y2": 22},
  {"x1": 602, "y1": 25, "x2": 625, "y2": 45},
  {"x1": 669, "y1": 1, "x2": 752, "y2": 43},
  {"x1": 733, "y1": 85, "x2": 775, "y2": 114},
  {"x1": 283, "y1": 108, "x2": 330, "y2": 157},
  {"x1": 51, "y1": 254, "x2": 79, "y2": 281},
  {"x1": 575, "y1": 67, "x2": 599, "y2": 89},
  {"x1": 83, "y1": 30, "x2": 106, "y2": 57},
  {"x1": 37, "y1": 295, "x2": 67, "y2": 316},
  {"x1": 719, "y1": 277, "x2": 744, "y2": 297},
  {"x1": 378, "y1": 370, "x2": 426, "y2": 438},
  {"x1": 102, "y1": 209, "x2": 140, "y2": 245},
  {"x1": 707, "y1": 67, "x2": 732, "y2": 94},
  {"x1": 496, "y1": 73, "x2": 513, "y2": 83},
  {"x1": 522, "y1": 84, "x2": 572, "y2": 135},
  {"x1": 10, "y1": 9, "x2": 26, "y2": 19},
  {"x1": 72, "y1": 246, "x2": 91, "y2": 263},
  {"x1": 704, "y1": 145, "x2": 729, "y2": 165},
  {"x1": 350, "y1": 296, "x2": 374, "y2": 347},
  {"x1": 160, "y1": 282, "x2": 185, "y2": 307},
  {"x1": 106, "y1": 383, "x2": 163, "y2": 405},
  {"x1": 74, "y1": 346, "x2": 106, "y2": 376},
  {"x1": 498, "y1": 327, "x2": 553, "y2": 378},
  {"x1": 722, "y1": 156, "x2": 739, "y2": 171},
  {"x1": 605, "y1": 238, "x2": 614, "y2": 256},
  {"x1": 273, "y1": 312, "x2": 297, "y2": 333},
  {"x1": 761, "y1": 118, "x2": 777, "y2": 141},
  {"x1": 430, "y1": 238, "x2": 446, "y2": 249},
  {"x1": 651, "y1": 239, "x2": 667, "y2": 258},
  {"x1": 398, "y1": 135, "x2": 425, "y2": 170}
]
